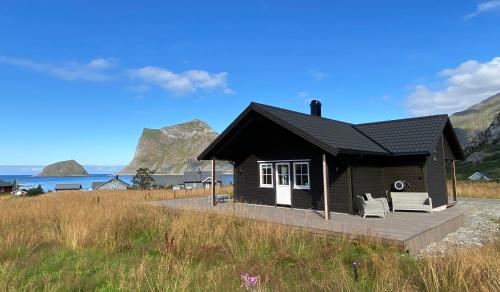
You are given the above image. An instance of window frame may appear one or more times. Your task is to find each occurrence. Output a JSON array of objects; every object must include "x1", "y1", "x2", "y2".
[
  {"x1": 259, "y1": 163, "x2": 274, "y2": 188},
  {"x1": 293, "y1": 162, "x2": 310, "y2": 190}
]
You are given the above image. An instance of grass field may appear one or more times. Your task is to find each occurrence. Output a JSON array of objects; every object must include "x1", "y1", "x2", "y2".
[
  {"x1": 0, "y1": 187, "x2": 499, "y2": 291},
  {"x1": 450, "y1": 180, "x2": 500, "y2": 199}
]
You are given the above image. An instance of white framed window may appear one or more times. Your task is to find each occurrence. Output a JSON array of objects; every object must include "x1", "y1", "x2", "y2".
[
  {"x1": 293, "y1": 162, "x2": 310, "y2": 189},
  {"x1": 259, "y1": 163, "x2": 273, "y2": 188}
]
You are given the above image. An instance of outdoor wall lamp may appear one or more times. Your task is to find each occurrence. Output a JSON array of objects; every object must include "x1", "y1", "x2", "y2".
[{"x1": 352, "y1": 261, "x2": 359, "y2": 281}]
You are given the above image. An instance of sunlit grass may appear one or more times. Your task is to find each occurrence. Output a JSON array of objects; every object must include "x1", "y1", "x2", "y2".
[
  {"x1": 0, "y1": 187, "x2": 498, "y2": 291},
  {"x1": 449, "y1": 180, "x2": 500, "y2": 199}
]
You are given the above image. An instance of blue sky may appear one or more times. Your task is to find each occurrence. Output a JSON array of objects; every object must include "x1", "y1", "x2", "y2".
[{"x1": 1, "y1": 1, "x2": 500, "y2": 165}]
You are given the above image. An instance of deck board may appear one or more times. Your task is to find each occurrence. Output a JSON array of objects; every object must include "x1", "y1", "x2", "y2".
[{"x1": 153, "y1": 198, "x2": 471, "y2": 254}]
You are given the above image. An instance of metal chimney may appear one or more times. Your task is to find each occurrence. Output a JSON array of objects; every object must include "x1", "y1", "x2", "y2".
[{"x1": 310, "y1": 100, "x2": 322, "y2": 117}]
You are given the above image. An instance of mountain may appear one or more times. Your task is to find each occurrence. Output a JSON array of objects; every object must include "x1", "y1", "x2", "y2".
[
  {"x1": 120, "y1": 120, "x2": 230, "y2": 174},
  {"x1": 449, "y1": 91, "x2": 500, "y2": 180},
  {"x1": 450, "y1": 93, "x2": 500, "y2": 147},
  {"x1": 456, "y1": 112, "x2": 500, "y2": 180},
  {"x1": 38, "y1": 160, "x2": 89, "y2": 176}
]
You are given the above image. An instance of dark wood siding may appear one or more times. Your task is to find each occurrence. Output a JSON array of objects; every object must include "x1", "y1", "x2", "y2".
[
  {"x1": 383, "y1": 165, "x2": 426, "y2": 193},
  {"x1": 352, "y1": 166, "x2": 385, "y2": 198},
  {"x1": 234, "y1": 154, "x2": 275, "y2": 206},
  {"x1": 292, "y1": 154, "x2": 324, "y2": 209},
  {"x1": 425, "y1": 135, "x2": 448, "y2": 207},
  {"x1": 329, "y1": 164, "x2": 350, "y2": 213}
]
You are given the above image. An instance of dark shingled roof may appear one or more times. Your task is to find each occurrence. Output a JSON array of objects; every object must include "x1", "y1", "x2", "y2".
[
  {"x1": 198, "y1": 102, "x2": 463, "y2": 160},
  {"x1": 252, "y1": 103, "x2": 388, "y2": 155},
  {"x1": 355, "y1": 115, "x2": 449, "y2": 155},
  {"x1": 55, "y1": 184, "x2": 82, "y2": 190},
  {"x1": 152, "y1": 175, "x2": 184, "y2": 187},
  {"x1": 183, "y1": 171, "x2": 223, "y2": 183},
  {"x1": 0, "y1": 179, "x2": 14, "y2": 187}
]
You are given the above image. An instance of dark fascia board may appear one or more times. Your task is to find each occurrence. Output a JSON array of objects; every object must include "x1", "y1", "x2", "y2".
[
  {"x1": 335, "y1": 147, "x2": 391, "y2": 156},
  {"x1": 445, "y1": 118, "x2": 465, "y2": 160},
  {"x1": 197, "y1": 104, "x2": 255, "y2": 160},
  {"x1": 197, "y1": 102, "x2": 340, "y2": 160},
  {"x1": 429, "y1": 116, "x2": 465, "y2": 160}
]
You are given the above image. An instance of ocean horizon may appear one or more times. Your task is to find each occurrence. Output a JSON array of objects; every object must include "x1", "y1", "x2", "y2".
[{"x1": 0, "y1": 173, "x2": 234, "y2": 191}]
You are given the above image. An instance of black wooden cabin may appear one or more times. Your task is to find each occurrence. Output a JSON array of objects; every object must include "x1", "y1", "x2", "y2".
[{"x1": 198, "y1": 101, "x2": 464, "y2": 214}]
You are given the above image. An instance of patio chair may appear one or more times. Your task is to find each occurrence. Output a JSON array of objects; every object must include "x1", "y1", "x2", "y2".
[
  {"x1": 354, "y1": 196, "x2": 386, "y2": 218},
  {"x1": 364, "y1": 193, "x2": 390, "y2": 214}
]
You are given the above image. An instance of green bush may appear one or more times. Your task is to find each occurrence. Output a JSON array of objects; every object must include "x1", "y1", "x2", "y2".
[{"x1": 25, "y1": 185, "x2": 44, "y2": 196}]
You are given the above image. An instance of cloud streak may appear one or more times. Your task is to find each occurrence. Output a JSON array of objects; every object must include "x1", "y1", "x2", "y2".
[
  {"x1": 465, "y1": 1, "x2": 500, "y2": 19},
  {"x1": 405, "y1": 57, "x2": 500, "y2": 116},
  {"x1": 129, "y1": 66, "x2": 232, "y2": 94},
  {"x1": 0, "y1": 56, "x2": 233, "y2": 96},
  {"x1": 308, "y1": 69, "x2": 328, "y2": 80},
  {"x1": 0, "y1": 56, "x2": 117, "y2": 81}
]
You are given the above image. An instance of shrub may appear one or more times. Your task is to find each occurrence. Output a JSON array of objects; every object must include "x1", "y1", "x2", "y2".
[{"x1": 25, "y1": 185, "x2": 44, "y2": 196}]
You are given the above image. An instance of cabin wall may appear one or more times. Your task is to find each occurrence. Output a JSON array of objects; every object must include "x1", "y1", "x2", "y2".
[
  {"x1": 232, "y1": 118, "x2": 353, "y2": 212},
  {"x1": 329, "y1": 164, "x2": 351, "y2": 213},
  {"x1": 234, "y1": 154, "x2": 276, "y2": 206},
  {"x1": 383, "y1": 164, "x2": 426, "y2": 193},
  {"x1": 351, "y1": 166, "x2": 385, "y2": 198},
  {"x1": 425, "y1": 135, "x2": 448, "y2": 207}
]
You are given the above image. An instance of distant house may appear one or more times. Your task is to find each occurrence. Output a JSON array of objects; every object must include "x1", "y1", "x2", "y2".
[
  {"x1": 0, "y1": 179, "x2": 14, "y2": 193},
  {"x1": 183, "y1": 170, "x2": 223, "y2": 189},
  {"x1": 468, "y1": 171, "x2": 492, "y2": 181},
  {"x1": 92, "y1": 176, "x2": 130, "y2": 190},
  {"x1": 152, "y1": 174, "x2": 184, "y2": 189},
  {"x1": 55, "y1": 184, "x2": 82, "y2": 191}
]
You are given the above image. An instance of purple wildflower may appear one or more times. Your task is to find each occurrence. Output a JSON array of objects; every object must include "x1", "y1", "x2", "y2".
[{"x1": 240, "y1": 273, "x2": 259, "y2": 289}]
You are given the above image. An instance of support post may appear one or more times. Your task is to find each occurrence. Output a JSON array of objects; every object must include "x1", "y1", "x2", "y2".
[
  {"x1": 211, "y1": 160, "x2": 216, "y2": 206},
  {"x1": 322, "y1": 154, "x2": 330, "y2": 220},
  {"x1": 451, "y1": 160, "x2": 457, "y2": 201}
]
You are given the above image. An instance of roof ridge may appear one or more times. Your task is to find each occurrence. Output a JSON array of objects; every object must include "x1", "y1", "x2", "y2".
[
  {"x1": 356, "y1": 114, "x2": 449, "y2": 126},
  {"x1": 251, "y1": 102, "x2": 354, "y2": 126}
]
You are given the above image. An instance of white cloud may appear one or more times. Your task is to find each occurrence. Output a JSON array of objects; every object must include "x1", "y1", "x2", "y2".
[
  {"x1": 86, "y1": 58, "x2": 117, "y2": 69},
  {"x1": 405, "y1": 57, "x2": 500, "y2": 116},
  {"x1": 308, "y1": 69, "x2": 328, "y2": 80},
  {"x1": 130, "y1": 66, "x2": 231, "y2": 94},
  {"x1": 465, "y1": 1, "x2": 500, "y2": 19},
  {"x1": 0, "y1": 56, "x2": 116, "y2": 81}
]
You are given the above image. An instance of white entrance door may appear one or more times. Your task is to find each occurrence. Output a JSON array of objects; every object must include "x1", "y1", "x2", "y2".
[{"x1": 275, "y1": 163, "x2": 291, "y2": 205}]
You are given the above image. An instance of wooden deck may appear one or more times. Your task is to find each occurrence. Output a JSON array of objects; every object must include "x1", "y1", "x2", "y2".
[{"x1": 153, "y1": 197, "x2": 472, "y2": 255}]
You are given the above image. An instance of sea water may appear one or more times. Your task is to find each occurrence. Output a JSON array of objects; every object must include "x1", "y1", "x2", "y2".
[{"x1": 0, "y1": 174, "x2": 234, "y2": 191}]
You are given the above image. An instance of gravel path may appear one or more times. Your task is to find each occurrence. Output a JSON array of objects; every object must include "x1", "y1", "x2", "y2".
[{"x1": 419, "y1": 197, "x2": 500, "y2": 256}]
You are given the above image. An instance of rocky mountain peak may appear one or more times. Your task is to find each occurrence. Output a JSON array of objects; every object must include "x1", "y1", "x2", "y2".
[
  {"x1": 120, "y1": 119, "x2": 230, "y2": 174},
  {"x1": 160, "y1": 119, "x2": 215, "y2": 139}
]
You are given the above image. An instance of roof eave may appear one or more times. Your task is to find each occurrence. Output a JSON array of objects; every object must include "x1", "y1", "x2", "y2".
[
  {"x1": 198, "y1": 102, "x2": 340, "y2": 160},
  {"x1": 251, "y1": 103, "x2": 339, "y2": 156}
]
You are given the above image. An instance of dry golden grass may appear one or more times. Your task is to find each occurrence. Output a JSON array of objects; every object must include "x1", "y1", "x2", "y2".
[
  {"x1": 0, "y1": 187, "x2": 498, "y2": 291},
  {"x1": 449, "y1": 181, "x2": 500, "y2": 199}
]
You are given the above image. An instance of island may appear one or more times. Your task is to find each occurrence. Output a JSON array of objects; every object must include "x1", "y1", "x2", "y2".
[{"x1": 38, "y1": 160, "x2": 89, "y2": 176}]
